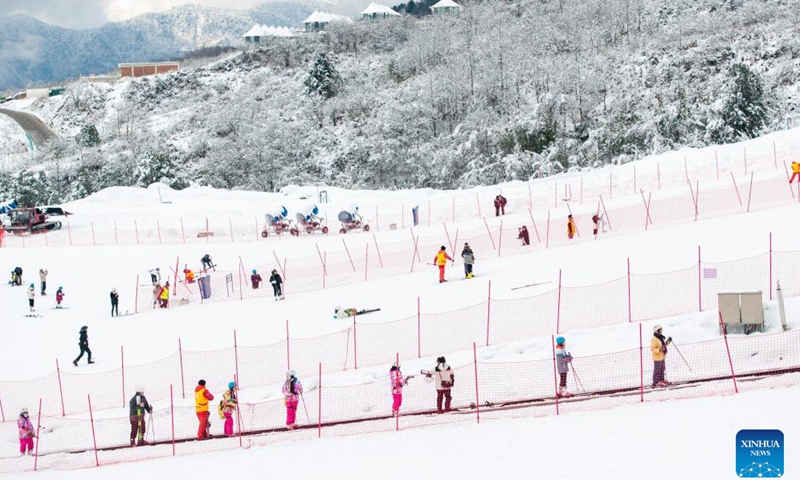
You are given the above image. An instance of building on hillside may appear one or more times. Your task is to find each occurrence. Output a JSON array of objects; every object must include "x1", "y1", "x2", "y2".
[
  {"x1": 302, "y1": 11, "x2": 353, "y2": 32},
  {"x1": 118, "y1": 62, "x2": 180, "y2": 78},
  {"x1": 80, "y1": 74, "x2": 121, "y2": 83},
  {"x1": 25, "y1": 88, "x2": 50, "y2": 99},
  {"x1": 243, "y1": 25, "x2": 296, "y2": 44},
  {"x1": 430, "y1": 0, "x2": 462, "y2": 14},
  {"x1": 360, "y1": 2, "x2": 402, "y2": 20}
]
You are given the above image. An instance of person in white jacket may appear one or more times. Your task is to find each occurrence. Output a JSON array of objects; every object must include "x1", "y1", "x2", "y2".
[
  {"x1": 421, "y1": 356, "x2": 455, "y2": 413},
  {"x1": 26, "y1": 283, "x2": 36, "y2": 312}
]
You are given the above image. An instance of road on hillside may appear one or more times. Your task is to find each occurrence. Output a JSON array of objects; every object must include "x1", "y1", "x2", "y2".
[{"x1": 0, "y1": 108, "x2": 60, "y2": 147}]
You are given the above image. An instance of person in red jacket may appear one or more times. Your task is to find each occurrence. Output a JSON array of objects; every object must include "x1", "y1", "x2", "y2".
[
  {"x1": 518, "y1": 226, "x2": 530, "y2": 246},
  {"x1": 250, "y1": 270, "x2": 262, "y2": 289},
  {"x1": 494, "y1": 195, "x2": 507, "y2": 216},
  {"x1": 433, "y1": 246, "x2": 453, "y2": 283},
  {"x1": 195, "y1": 379, "x2": 214, "y2": 440}
]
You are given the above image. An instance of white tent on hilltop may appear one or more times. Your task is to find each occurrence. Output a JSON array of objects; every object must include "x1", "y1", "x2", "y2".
[
  {"x1": 243, "y1": 25, "x2": 296, "y2": 44},
  {"x1": 360, "y1": 2, "x2": 402, "y2": 20},
  {"x1": 431, "y1": 0, "x2": 462, "y2": 14},
  {"x1": 303, "y1": 11, "x2": 353, "y2": 32}
]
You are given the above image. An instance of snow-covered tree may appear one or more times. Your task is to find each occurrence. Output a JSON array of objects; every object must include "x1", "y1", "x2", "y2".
[{"x1": 304, "y1": 52, "x2": 343, "y2": 99}]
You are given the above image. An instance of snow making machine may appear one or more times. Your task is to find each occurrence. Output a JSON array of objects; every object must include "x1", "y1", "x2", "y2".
[
  {"x1": 337, "y1": 204, "x2": 370, "y2": 234},
  {"x1": 292, "y1": 204, "x2": 328, "y2": 236},
  {"x1": 261, "y1": 206, "x2": 291, "y2": 237}
]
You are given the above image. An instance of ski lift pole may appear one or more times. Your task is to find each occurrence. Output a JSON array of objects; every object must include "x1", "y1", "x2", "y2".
[{"x1": 670, "y1": 341, "x2": 692, "y2": 371}]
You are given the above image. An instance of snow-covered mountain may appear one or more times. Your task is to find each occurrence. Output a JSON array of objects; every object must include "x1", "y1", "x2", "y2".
[{"x1": 0, "y1": 3, "x2": 317, "y2": 91}]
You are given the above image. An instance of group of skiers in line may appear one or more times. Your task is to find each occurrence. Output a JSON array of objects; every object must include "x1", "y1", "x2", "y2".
[
  {"x1": 249, "y1": 269, "x2": 284, "y2": 300},
  {"x1": 512, "y1": 211, "x2": 607, "y2": 247},
  {"x1": 9, "y1": 267, "x2": 66, "y2": 312}
]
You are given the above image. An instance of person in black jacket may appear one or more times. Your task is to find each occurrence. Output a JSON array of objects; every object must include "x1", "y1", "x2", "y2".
[
  {"x1": 13, "y1": 266, "x2": 23, "y2": 286},
  {"x1": 129, "y1": 386, "x2": 153, "y2": 446},
  {"x1": 201, "y1": 254, "x2": 214, "y2": 272},
  {"x1": 73, "y1": 326, "x2": 94, "y2": 366},
  {"x1": 269, "y1": 269, "x2": 283, "y2": 300},
  {"x1": 110, "y1": 288, "x2": 119, "y2": 317}
]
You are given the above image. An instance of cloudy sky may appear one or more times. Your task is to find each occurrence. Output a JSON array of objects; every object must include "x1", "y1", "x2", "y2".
[{"x1": 3, "y1": 0, "x2": 283, "y2": 29}]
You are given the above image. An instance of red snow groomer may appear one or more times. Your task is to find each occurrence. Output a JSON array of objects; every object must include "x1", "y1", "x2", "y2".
[{"x1": 4, "y1": 207, "x2": 63, "y2": 235}]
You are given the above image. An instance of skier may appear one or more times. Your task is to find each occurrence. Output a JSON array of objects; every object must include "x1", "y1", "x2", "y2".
[
  {"x1": 26, "y1": 283, "x2": 35, "y2": 312},
  {"x1": 183, "y1": 265, "x2": 196, "y2": 284},
  {"x1": 592, "y1": 213, "x2": 601, "y2": 236},
  {"x1": 17, "y1": 408, "x2": 35, "y2": 456},
  {"x1": 73, "y1": 326, "x2": 94, "y2": 366},
  {"x1": 194, "y1": 379, "x2": 214, "y2": 440},
  {"x1": 282, "y1": 370, "x2": 303, "y2": 430},
  {"x1": 152, "y1": 283, "x2": 161, "y2": 308},
  {"x1": 129, "y1": 386, "x2": 153, "y2": 446},
  {"x1": 333, "y1": 306, "x2": 381, "y2": 319},
  {"x1": 555, "y1": 336, "x2": 574, "y2": 398},
  {"x1": 790, "y1": 161, "x2": 799, "y2": 183},
  {"x1": 269, "y1": 269, "x2": 283, "y2": 300},
  {"x1": 390, "y1": 363, "x2": 411, "y2": 417},
  {"x1": 651, "y1": 325, "x2": 672, "y2": 387},
  {"x1": 567, "y1": 214, "x2": 576, "y2": 240},
  {"x1": 149, "y1": 267, "x2": 161, "y2": 286},
  {"x1": 251, "y1": 270, "x2": 262, "y2": 290},
  {"x1": 433, "y1": 246, "x2": 454, "y2": 284},
  {"x1": 39, "y1": 268, "x2": 48, "y2": 295},
  {"x1": 421, "y1": 356, "x2": 455, "y2": 413},
  {"x1": 9, "y1": 270, "x2": 16, "y2": 286},
  {"x1": 13, "y1": 266, "x2": 23, "y2": 286},
  {"x1": 110, "y1": 288, "x2": 119, "y2": 317},
  {"x1": 55, "y1": 286, "x2": 65, "y2": 309},
  {"x1": 518, "y1": 225, "x2": 530, "y2": 246},
  {"x1": 159, "y1": 282, "x2": 170, "y2": 308},
  {"x1": 461, "y1": 242, "x2": 475, "y2": 279},
  {"x1": 494, "y1": 195, "x2": 507, "y2": 216},
  {"x1": 201, "y1": 254, "x2": 214, "y2": 272},
  {"x1": 218, "y1": 381, "x2": 237, "y2": 437}
]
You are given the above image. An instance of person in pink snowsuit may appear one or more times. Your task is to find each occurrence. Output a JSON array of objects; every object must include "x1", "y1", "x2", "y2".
[
  {"x1": 389, "y1": 364, "x2": 409, "y2": 417},
  {"x1": 282, "y1": 370, "x2": 303, "y2": 429},
  {"x1": 17, "y1": 408, "x2": 35, "y2": 456}
]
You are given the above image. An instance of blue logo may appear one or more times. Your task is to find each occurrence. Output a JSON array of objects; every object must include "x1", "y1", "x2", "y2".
[{"x1": 736, "y1": 430, "x2": 784, "y2": 477}]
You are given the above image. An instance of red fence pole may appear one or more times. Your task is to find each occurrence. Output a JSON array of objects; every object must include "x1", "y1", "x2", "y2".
[
  {"x1": 409, "y1": 232, "x2": 420, "y2": 273},
  {"x1": 121, "y1": 346, "x2": 125, "y2": 408},
  {"x1": 67, "y1": 221, "x2": 72, "y2": 246},
  {"x1": 178, "y1": 338, "x2": 185, "y2": 398},
  {"x1": 485, "y1": 281, "x2": 492, "y2": 347},
  {"x1": 364, "y1": 243, "x2": 369, "y2": 282},
  {"x1": 286, "y1": 320, "x2": 291, "y2": 370},
  {"x1": 443, "y1": 223, "x2": 453, "y2": 253},
  {"x1": 229, "y1": 217, "x2": 234, "y2": 242},
  {"x1": 528, "y1": 209, "x2": 542, "y2": 244},
  {"x1": 87, "y1": 394, "x2": 99, "y2": 466},
  {"x1": 234, "y1": 330, "x2": 240, "y2": 388},
  {"x1": 730, "y1": 173, "x2": 743, "y2": 206},
  {"x1": 342, "y1": 238, "x2": 356, "y2": 272},
  {"x1": 497, "y1": 220, "x2": 503, "y2": 257},
  {"x1": 556, "y1": 270, "x2": 562, "y2": 333},
  {"x1": 473, "y1": 343, "x2": 480, "y2": 424},
  {"x1": 372, "y1": 234, "x2": 384, "y2": 268},
  {"x1": 746, "y1": 172, "x2": 754, "y2": 213},
  {"x1": 599, "y1": 195, "x2": 612, "y2": 230},
  {"x1": 56, "y1": 359, "x2": 65, "y2": 416},
  {"x1": 640, "y1": 190, "x2": 651, "y2": 230},
  {"x1": 417, "y1": 297, "x2": 421, "y2": 358},
  {"x1": 475, "y1": 194, "x2": 481, "y2": 218},
  {"x1": 639, "y1": 323, "x2": 644, "y2": 402},
  {"x1": 769, "y1": 232, "x2": 773, "y2": 300},
  {"x1": 33, "y1": 398, "x2": 42, "y2": 470},
  {"x1": 318, "y1": 362, "x2": 322, "y2": 438},
  {"x1": 551, "y1": 335, "x2": 560, "y2": 415},
  {"x1": 170, "y1": 384, "x2": 176, "y2": 455},
  {"x1": 114, "y1": 220, "x2": 118, "y2": 245},
  {"x1": 483, "y1": 218, "x2": 496, "y2": 250},
  {"x1": 173, "y1": 256, "x2": 179, "y2": 297},
  {"x1": 627, "y1": 258, "x2": 632, "y2": 323},
  {"x1": 353, "y1": 311, "x2": 358, "y2": 370},
  {"x1": 719, "y1": 312, "x2": 739, "y2": 394},
  {"x1": 315, "y1": 243, "x2": 327, "y2": 288},
  {"x1": 698, "y1": 246, "x2": 702, "y2": 312}
]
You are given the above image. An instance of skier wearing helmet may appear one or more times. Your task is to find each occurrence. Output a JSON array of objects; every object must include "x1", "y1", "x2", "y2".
[
  {"x1": 56, "y1": 286, "x2": 65, "y2": 309},
  {"x1": 73, "y1": 326, "x2": 94, "y2": 366},
  {"x1": 250, "y1": 270, "x2": 262, "y2": 290},
  {"x1": 219, "y1": 381, "x2": 238, "y2": 436},
  {"x1": 555, "y1": 336, "x2": 573, "y2": 398},
  {"x1": 17, "y1": 408, "x2": 35, "y2": 456},
  {"x1": 26, "y1": 283, "x2": 35, "y2": 312},
  {"x1": 269, "y1": 269, "x2": 283, "y2": 300},
  {"x1": 282, "y1": 370, "x2": 303, "y2": 429},
  {"x1": 651, "y1": 325, "x2": 672, "y2": 387},
  {"x1": 129, "y1": 386, "x2": 153, "y2": 446}
]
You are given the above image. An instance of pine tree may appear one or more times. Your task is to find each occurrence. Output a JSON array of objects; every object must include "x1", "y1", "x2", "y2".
[
  {"x1": 303, "y1": 52, "x2": 343, "y2": 99},
  {"x1": 720, "y1": 63, "x2": 770, "y2": 140},
  {"x1": 75, "y1": 123, "x2": 100, "y2": 147}
]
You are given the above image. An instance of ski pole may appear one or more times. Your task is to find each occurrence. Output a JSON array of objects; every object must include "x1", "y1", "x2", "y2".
[
  {"x1": 670, "y1": 341, "x2": 692, "y2": 371},
  {"x1": 570, "y1": 364, "x2": 585, "y2": 392},
  {"x1": 300, "y1": 393, "x2": 311, "y2": 425},
  {"x1": 149, "y1": 412, "x2": 155, "y2": 442}
]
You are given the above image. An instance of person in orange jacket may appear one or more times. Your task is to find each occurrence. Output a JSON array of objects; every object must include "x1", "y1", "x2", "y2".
[
  {"x1": 195, "y1": 379, "x2": 214, "y2": 440},
  {"x1": 433, "y1": 246, "x2": 453, "y2": 283},
  {"x1": 159, "y1": 282, "x2": 170, "y2": 308},
  {"x1": 791, "y1": 161, "x2": 800, "y2": 184},
  {"x1": 183, "y1": 265, "x2": 195, "y2": 284},
  {"x1": 567, "y1": 215, "x2": 577, "y2": 240},
  {"x1": 650, "y1": 325, "x2": 672, "y2": 387}
]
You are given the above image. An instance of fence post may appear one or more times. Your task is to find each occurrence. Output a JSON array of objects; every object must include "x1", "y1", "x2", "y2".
[
  {"x1": 443, "y1": 223, "x2": 454, "y2": 253},
  {"x1": 409, "y1": 231, "x2": 420, "y2": 273},
  {"x1": 170, "y1": 384, "x2": 176, "y2": 455},
  {"x1": 121, "y1": 346, "x2": 125, "y2": 408},
  {"x1": 364, "y1": 243, "x2": 369, "y2": 282},
  {"x1": 315, "y1": 243, "x2": 327, "y2": 288},
  {"x1": 769, "y1": 232, "x2": 773, "y2": 301},
  {"x1": 91, "y1": 221, "x2": 96, "y2": 245},
  {"x1": 746, "y1": 172, "x2": 754, "y2": 212},
  {"x1": 684, "y1": 156, "x2": 689, "y2": 184},
  {"x1": 485, "y1": 281, "x2": 492, "y2": 347},
  {"x1": 627, "y1": 258, "x2": 632, "y2": 323},
  {"x1": 229, "y1": 217, "x2": 234, "y2": 242},
  {"x1": 67, "y1": 221, "x2": 72, "y2": 246},
  {"x1": 0, "y1": 391, "x2": 4, "y2": 422},
  {"x1": 56, "y1": 359, "x2": 65, "y2": 416},
  {"x1": 497, "y1": 220, "x2": 503, "y2": 257},
  {"x1": 551, "y1": 335, "x2": 560, "y2": 415},
  {"x1": 135, "y1": 220, "x2": 140, "y2": 244},
  {"x1": 33, "y1": 398, "x2": 42, "y2": 470},
  {"x1": 180, "y1": 217, "x2": 186, "y2": 244},
  {"x1": 473, "y1": 343, "x2": 480, "y2": 424},
  {"x1": 639, "y1": 323, "x2": 644, "y2": 402},
  {"x1": 318, "y1": 362, "x2": 322, "y2": 438},
  {"x1": 87, "y1": 394, "x2": 100, "y2": 466},
  {"x1": 286, "y1": 320, "x2": 291, "y2": 370},
  {"x1": 234, "y1": 330, "x2": 240, "y2": 388},
  {"x1": 476, "y1": 194, "x2": 481, "y2": 218},
  {"x1": 556, "y1": 270, "x2": 562, "y2": 333},
  {"x1": 135, "y1": 274, "x2": 139, "y2": 314},
  {"x1": 114, "y1": 220, "x2": 118, "y2": 245},
  {"x1": 173, "y1": 256, "x2": 179, "y2": 297},
  {"x1": 719, "y1": 312, "x2": 739, "y2": 394},
  {"x1": 483, "y1": 218, "x2": 496, "y2": 250},
  {"x1": 353, "y1": 311, "x2": 358, "y2": 370},
  {"x1": 417, "y1": 297, "x2": 421, "y2": 358},
  {"x1": 178, "y1": 338, "x2": 185, "y2": 398},
  {"x1": 342, "y1": 238, "x2": 356, "y2": 272},
  {"x1": 372, "y1": 234, "x2": 384, "y2": 268},
  {"x1": 730, "y1": 172, "x2": 742, "y2": 206},
  {"x1": 698, "y1": 246, "x2": 702, "y2": 312}
]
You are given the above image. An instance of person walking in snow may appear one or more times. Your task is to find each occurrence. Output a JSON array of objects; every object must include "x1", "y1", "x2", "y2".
[
  {"x1": 790, "y1": 161, "x2": 799, "y2": 184},
  {"x1": 555, "y1": 336, "x2": 574, "y2": 398},
  {"x1": 251, "y1": 270, "x2": 262, "y2": 290},
  {"x1": 110, "y1": 288, "x2": 119, "y2": 316},
  {"x1": 282, "y1": 370, "x2": 303, "y2": 430},
  {"x1": 129, "y1": 386, "x2": 153, "y2": 446},
  {"x1": 201, "y1": 254, "x2": 214, "y2": 272},
  {"x1": 461, "y1": 242, "x2": 475, "y2": 279},
  {"x1": 159, "y1": 282, "x2": 170, "y2": 308},
  {"x1": 73, "y1": 326, "x2": 94, "y2": 366},
  {"x1": 17, "y1": 408, "x2": 35, "y2": 456},
  {"x1": 39, "y1": 268, "x2": 48, "y2": 296},
  {"x1": 433, "y1": 246, "x2": 454, "y2": 284},
  {"x1": 651, "y1": 325, "x2": 672, "y2": 387},
  {"x1": 567, "y1": 214, "x2": 577, "y2": 240},
  {"x1": 518, "y1": 226, "x2": 530, "y2": 246},
  {"x1": 421, "y1": 356, "x2": 455, "y2": 413},
  {"x1": 269, "y1": 269, "x2": 283, "y2": 300},
  {"x1": 149, "y1": 267, "x2": 161, "y2": 286},
  {"x1": 152, "y1": 283, "x2": 161, "y2": 309},
  {"x1": 26, "y1": 283, "x2": 35, "y2": 312},
  {"x1": 219, "y1": 381, "x2": 238, "y2": 437},
  {"x1": 390, "y1": 363, "x2": 411, "y2": 417},
  {"x1": 494, "y1": 195, "x2": 507, "y2": 216},
  {"x1": 55, "y1": 286, "x2": 65, "y2": 309},
  {"x1": 195, "y1": 380, "x2": 214, "y2": 440}
]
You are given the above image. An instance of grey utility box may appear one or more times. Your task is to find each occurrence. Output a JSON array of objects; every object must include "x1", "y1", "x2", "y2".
[{"x1": 718, "y1": 291, "x2": 764, "y2": 334}]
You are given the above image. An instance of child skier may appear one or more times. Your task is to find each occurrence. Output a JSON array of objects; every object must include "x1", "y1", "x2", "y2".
[
  {"x1": 17, "y1": 408, "x2": 35, "y2": 456},
  {"x1": 218, "y1": 381, "x2": 238, "y2": 436},
  {"x1": 73, "y1": 326, "x2": 94, "y2": 366},
  {"x1": 56, "y1": 286, "x2": 65, "y2": 309},
  {"x1": 433, "y1": 246, "x2": 454, "y2": 283},
  {"x1": 567, "y1": 215, "x2": 576, "y2": 240},
  {"x1": 390, "y1": 364, "x2": 411, "y2": 417},
  {"x1": 26, "y1": 283, "x2": 36, "y2": 312},
  {"x1": 421, "y1": 356, "x2": 455, "y2": 413},
  {"x1": 518, "y1": 226, "x2": 530, "y2": 246},
  {"x1": 110, "y1": 288, "x2": 119, "y2": 316},
  {"x1": 651, "y1": 325, "x2": 672, "y2": 387},
  {"x1": 183, "y1": 265, "x2": 196, "y2": 284},
  {"x1": 282, "y1": 370, "x2": 303, "y2": 430},
  {"x1": 251, "y1": 270, "x2": 262, "y2": 289},
  {"x1": 461, "y1": 242, "x2": 475, "y2": 279},
  {"x1": 129, "y1": 386, "x2": 152, "y2": 446},
  {"x1": 791, "y1": 161, "x2": 799, "y2": 183},
  {"x1": 555, "y1": 336, "x2": 574, "y2": 398},
  {"x1": 269, "y1": 269, "x2": 283, "y2": 300}
]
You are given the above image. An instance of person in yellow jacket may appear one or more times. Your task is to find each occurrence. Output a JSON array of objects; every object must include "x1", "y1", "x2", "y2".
[
  {"x1": 433, "y1": 246, "x2": 453, "y2": 283},
  {"x1": 159, "y1": 282, "x2": 170, "y2": 308},
  {"x1": 650, "y1": 325, "x2": 672, "y2": 387},
  {"x1": 791, "y1": 161, "x2": 800, "y2": 184},
  {"x1": 567, "y1": 215, "x2": 577, "y2": 240},
  {"x1": 195, "y1": 379, "x2": 214, "y2": 440}
]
